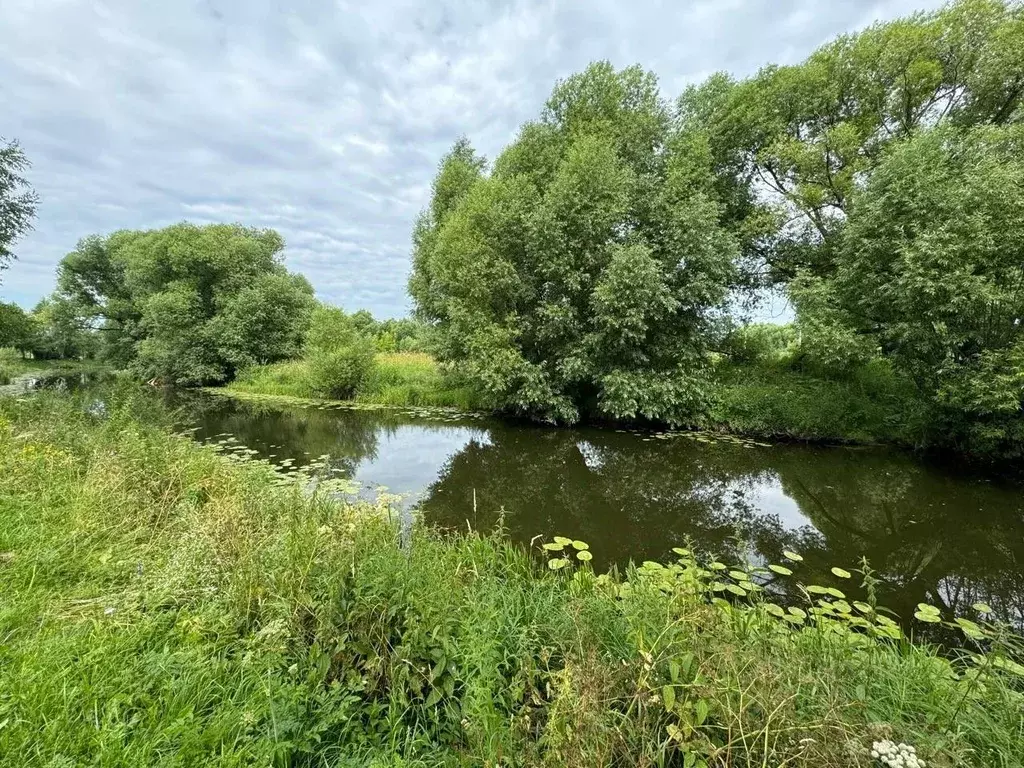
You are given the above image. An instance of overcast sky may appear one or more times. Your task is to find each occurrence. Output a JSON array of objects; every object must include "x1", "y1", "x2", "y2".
[{"x1": 2, "y1": 0, "x2": 943, "y2": 317}]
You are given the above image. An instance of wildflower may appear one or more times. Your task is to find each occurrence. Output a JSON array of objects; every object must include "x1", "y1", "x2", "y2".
[{"x1": 870, "y1": 740, "x2": 925, "y2": 768}]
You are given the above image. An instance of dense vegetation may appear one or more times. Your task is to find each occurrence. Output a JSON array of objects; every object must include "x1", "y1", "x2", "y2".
[
  {"x1": 1, "y1": 391, "x2": 1022, "y2": 766},
  {"x1": 53, "y1": 223, "x2": 316, "y2": 384},
  {"x1": 408, "y1": 0, "x2": 1024, "y2": 457}
]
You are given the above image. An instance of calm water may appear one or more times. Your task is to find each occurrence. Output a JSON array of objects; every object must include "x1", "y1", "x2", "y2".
[
  {"x1": 27, "y1": 374, "x2": 1024, "y2": 633},
  {"x1": 164, "y1": 390, "x2": 1024, "y2": 633}
]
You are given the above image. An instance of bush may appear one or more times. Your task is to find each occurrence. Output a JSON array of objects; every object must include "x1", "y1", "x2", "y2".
[
  {"x1": 307, "y1": 341, "x2": 375, "y2": 399},
  {"x1": 721, "y1": 323, "x2": 796, "y2": 365},
  {"x1": 231, "y1": 359, "x2": 314, "y2": 398}
]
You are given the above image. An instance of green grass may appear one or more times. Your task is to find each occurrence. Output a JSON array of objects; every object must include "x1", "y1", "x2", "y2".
[
  {"x1": 230, "y1": 352, "x2": 483, "y2": 410},
  {"x1": 1, "y1": 390, "x2": 1022, "y2": 766},
  {"x1": 702, "y1": 360, "x2": 932, "y2": 445},
  {"x1": 0, "y1": 347, "x2": 106, "y2": 385}
]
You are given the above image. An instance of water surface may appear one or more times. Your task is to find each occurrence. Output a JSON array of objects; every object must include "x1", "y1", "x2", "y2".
[{"x1": 172, "y1": 390, "x2": 1024, "y2": 633}]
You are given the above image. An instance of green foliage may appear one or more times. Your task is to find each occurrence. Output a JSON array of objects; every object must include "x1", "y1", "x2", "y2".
[
  {"x1": 829, "y1": 123, "x2": 1024, "y2": 456},
  {"x1": 691, "y1": 0, "x2": 1024, "y2": 283},
  {"x1": 307, "y1": 342, "x2": 376, "y2": 400},
  {"x1": 28, "y1": 296, "x2": 97, "y2": 359},
  {"x1": 720, "y1": 323, "x2": 796, "y2": 366},
  {"x1": 0, "y1": 301, "x2": 35, "y2": 355},
  {"x1": 55, "y1": 223, "x2": 315, "y2": 385},
  {"x1": 0, "y1": 137, "x2": 39, "y2": 276},
  {"x1": 411, "y1": 62, "x2": 738, "y2": 424},
  {"x1": 1, "y1": 394, "x2": 1022, "y2": 766}
]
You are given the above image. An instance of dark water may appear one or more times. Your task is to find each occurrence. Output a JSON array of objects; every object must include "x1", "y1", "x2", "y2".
[
  {"x1": 165, "y1": 389, "x2": 1024, "y2": 633},
  {"x1": 24, "y1": 373, "x2": 1024, "y2": 633}
]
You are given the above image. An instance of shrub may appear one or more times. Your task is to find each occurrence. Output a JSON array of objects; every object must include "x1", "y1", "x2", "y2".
[
  {"x1": 307, "y1": 341, "x2": 375, "y2": 399},
  {"x1": 721, "y1": 323, "x2": 796, "y2": 365}
]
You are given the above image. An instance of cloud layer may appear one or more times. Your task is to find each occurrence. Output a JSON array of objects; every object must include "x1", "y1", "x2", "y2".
[{"x1": 2, "y1": 0, "x2": 941, "y2": 317}]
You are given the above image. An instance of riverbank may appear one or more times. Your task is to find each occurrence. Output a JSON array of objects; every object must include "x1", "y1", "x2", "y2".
[
  {"x1": 230, "y1": 351, "x2": 482, "y2": 410},
  {"x1": 226, "y1": 353, "x2": 929, "y2": 448},
  {"x1": 1, "y1": 390, "x2": 1021, "y2": 766}
]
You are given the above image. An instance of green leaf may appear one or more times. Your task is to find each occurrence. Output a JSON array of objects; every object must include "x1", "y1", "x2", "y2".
[
  {"x1": 662, "y1": 685, "x2": 676, "y2": 712},
  {"x1": 782, "y1": 550, "x2": 804, "y2": 562},
  {"x1": 806, "y1": 585, "x2": 830, "y2": 595},
  {"x1": 853, "y1": 601, "x2": 873, "y2": 614},
  {"x1": 764, "y1": 603, "x2": 786, "y2": 618},
  {"x1": 576, "y1": 550, "x2": 593, "y2": 562},
  {"x1": 787, "y1": 607, "x2": 807, "y2": 619},
  {"x1": 672, "y1": 547, "x2": 690, "y2": 557},
  {"x1": 830, "y1": 567, "x2": 852, "y2": 579},
  {"x1": 915, "y1": 610, "x2": 941, "y2": 623},
  {"x1": 709, "y1": 561, "x2": 727, "y2": 571},
  {"x1": 768, "y1": 564, "x2": 793, "y2": 576},
  {"x1": 694, "y1": 698, "x2": 709, "y2": 726},
  {"x1": 825, "y1": 587, "x2": 846, "y2": 599},
  {"x1": 553, "y1": 536, "x2": 573, "y2": 546},
  {"x1": 541, "y1": 542, "x2": 564, "y2": 551},
  {"x1": 726, "y1": 584, "x2": 747, "y2": 597},
  {"x1": 972, "y1": 602, "x2": 993, "y2": 615},
  {"x1": 669, "y1": 660, "x2": 680, "y2": 683},
  {"x1": 570, "y1": 540, "x2": 589, "y2": 551},
  {"x1": 916, "y1": 602, "x2": 941, "y2": 616},
  {"x1": 728, "y1": 570, "x2": 748, "y2": 581},
  {"x1": 547, "y1": 558, "x2": 568, "y2": 570}
]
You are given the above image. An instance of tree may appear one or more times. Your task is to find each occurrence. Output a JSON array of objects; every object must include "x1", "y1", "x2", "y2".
[
  {"x1": 688, "y1": 0, "x2": 1024, "y2": 285},
  {"x1": 410, "y1": 62, "x2": 738, "y2": 424},
  {"x1": 0, "y1": 301, "x2": 36, "y2": 355},
  {"x1": 0, "y1": 138, "x2": 39, "y2": 279},
  {"x1": 829, "y1": 123, "x2": 1024, "y2": 454},
  {"x1": 56, "y1": 223, "x2": 315, "y2": 385},
  {"x1": 29, "y1": 297, "x2": 97, "y2": 359}
]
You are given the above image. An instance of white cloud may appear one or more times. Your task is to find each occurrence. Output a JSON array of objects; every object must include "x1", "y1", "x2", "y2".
[{"x1": 1, "y1": 0, "x2": 944, "y2": 317}]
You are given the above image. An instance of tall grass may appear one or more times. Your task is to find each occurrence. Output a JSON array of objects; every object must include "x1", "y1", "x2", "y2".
[
  {"x1": 231, "y1": 352, "x2": 483, "y2": 410},
  {"x1": 1, "y1": 390, "x2": 1021, "y2": 766}
]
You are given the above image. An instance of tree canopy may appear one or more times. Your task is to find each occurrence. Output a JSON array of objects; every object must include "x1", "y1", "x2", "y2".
[
  {"x1": 410, "y1": 62, "x2": 738, "y2": 424},
  {"x1": 56, "y1": 223, "x2": 315, "y2": 385},
  {"x1": 0, "y1": 138, "x2": 39, "y2": 279}
]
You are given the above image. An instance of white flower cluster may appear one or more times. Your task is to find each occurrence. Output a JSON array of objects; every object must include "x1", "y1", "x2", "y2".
[{"x1": 871, "y1": 740, "x2": 925, "y2": 768}]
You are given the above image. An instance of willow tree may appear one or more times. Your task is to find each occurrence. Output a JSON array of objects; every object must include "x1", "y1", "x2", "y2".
[
  {"x1": 410, "y1": 63, "x2": 738, "y2": 424},
  {"x1": 57, "y1": 223, "x2": 315, "y2": 384}
]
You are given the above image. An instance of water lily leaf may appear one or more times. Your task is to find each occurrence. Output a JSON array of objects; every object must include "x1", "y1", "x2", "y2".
[
  {"x1": 768, "y1": 564, "x2": 793, "y2": 576},
  {"x1": 853, "y1": 601, "x2": 873, "y2": 614},
  {"x1": 728, "y1": 570, "x2": 748, "y2": 581},
  {"x1": 710, "y1": 582, "x2": 729, "y2": 592},
  {"x1": 830, "y1": 567, "x2": 852, "y2": 579},
  {"x1": 553, "y1": 536, "x2": 572, "y2": 546},
  {"x1": 709, "y1": 562, "x2": 727, "y2": 571},
  {"x1": 916, "y1": 603, "x2": 941, "y2": 616},
  {"x1": 806, "y1": 585, "x2": 830, "y2": 595},
  {"x1": 542, "y1": 543, "x2": 564, "y2": 551},
  {"x1": 672, "y1": 547, "x2": 690, "y2": 557},
  {"x1": 826, "y1": 588, "x2": 846, "y2": 599},
  {"x1": 571, "y1": 540, "x2": 589, "y2": 551},
  {"x1": 972, "y1": 602, "x2": 993, "y2": 615},
  {"x1": 914, "y1": 610, "x2": 941, "y2": 623},
  {"x1": 788, "y1": 607, "x2": 807, "y2": 619},
  {"x1": 726, "y1": 584, "x2": 747, "y2": 596},
  {"x1": 783, "y1": 550, "x2": 804, "y2": 562},
  {"x1": 955, "y1": 617, "x2": 986, "y2": 640},
  {"x1": 576, "y1": 550, "x2": 593, "y2": 562},
  {"x1": 764, "y1": 603, "x2": 786, "y2": 618},
  {"x1": 547, "y1": 558, "x2": 568, "y2": 570}
]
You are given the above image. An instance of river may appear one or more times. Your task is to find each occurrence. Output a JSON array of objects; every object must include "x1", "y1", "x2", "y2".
[{"x1": 25, "y1": 372, "x2": 1024, "y2": 635}]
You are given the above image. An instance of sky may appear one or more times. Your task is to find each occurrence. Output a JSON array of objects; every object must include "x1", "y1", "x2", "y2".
[{"x1": 1, "y1": 0, "x2": 944, "y2": 318}]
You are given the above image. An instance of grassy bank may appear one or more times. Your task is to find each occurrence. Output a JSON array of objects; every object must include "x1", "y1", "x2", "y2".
[
  {"x1": 230, "y1": 352, "x2": 482, "y2": 410},
  {"x1": 0, "y1": 347, "x2": 101, "y2": 385},
  {"x1": 1, "y1": 390, "x2": 1022, "y2": 766},
  {"x1": 702, "y1": 361, "x2": 930, "y2": 446}
]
